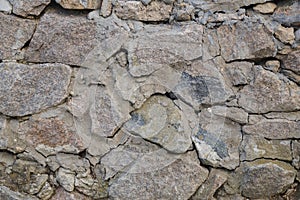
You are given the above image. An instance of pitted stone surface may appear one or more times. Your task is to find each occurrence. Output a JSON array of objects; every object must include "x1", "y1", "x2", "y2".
[{"x1": 8, "y1": 0, "x2": 51, "y2": 17}]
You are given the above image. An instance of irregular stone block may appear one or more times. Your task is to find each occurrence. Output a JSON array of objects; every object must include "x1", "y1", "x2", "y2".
[
  {"x1": 50, "y1": 187, "x2": 90, "y2": 200},
  {"x1": 0, "y1": 0, "x2": 12, "y2": 13},
  {"x1": 8, "y1": 0, "x2": 51, "y2": 17},
  {"x1": 282, "y1": 50, "x2": 300, "y2": 75},
  {"x1": 109, "y1": 151, "x2": 208, "y2": 199},
  {"x1": 240, "y1": 135, "x2": 292, "y2": 161},
  {"x1": 239, "y1": 159, "x2": 296, "y2": 198},
  {"x1": 56, "y1": 168, "x2": 75, "y2": 192},
  {"x1": 100, "y1": 0, "x2": 112, "y2": 17},
  {"x1": 0, "y1": 186, "x2": 38, "y2": 200},
  {"x1": 210, "y1": 106, "x2": 248, "y2": 124},
  {"x1": 238, "y1": 66, "x2": 300, "y2": 113},
  {"x1": 264, "y1": 111, "x2": 300, "y2": 121},
  {"x1": 114, "y1": 0, "x2": 172, "y2": 21},
  {"x1": 0, "y1": 12, "x2": 35, "y2": 60},
  {"x1": 75, "y1": 174, "x2": 108, "y2": 199},
  {"x1": 253, "y1": 2, "x2": 277, "y2": 14},
  {"x1": 273, "y1": 0, "x2": 300, "y2": 27},
  {"x1": 55, "y1": 0, "x2": 101, "y2": 9},
  {"x1": 0, "y1": 62, "x2": 71, "y2": 116},
  {"x1": 202, "y1": 28, "x2": 220, "y2": 62},
  {"x1": 292, "y1": 140, "x2": 300, "y2": 169},
  {"x1": 265, "y1": 60, "x2": 280, "y2": 72},
  {"x1": 224, "y1": 61, "x2": 254, "y2": 86},
  {"x1": 275, "y1": 25, "x2": 295, "y2": 44},
  {"x1": 243, "y1": 119, "x2": 300, "y2": 139},
  {"x1": 192, "y1": 108, "x2": 242, "y2": 170},
  {"x1": 217, "y1": 20, "x2": 276, "y2": 62},
  {"x1": 124, "y1": 95, "x2": 192, "y2": 153},
  {"x1": 37, "y1": 182, "x2": 54, "y2": 200},
  {"x1": 56, "y1": 153, "x2": 90, "y2": 174}
]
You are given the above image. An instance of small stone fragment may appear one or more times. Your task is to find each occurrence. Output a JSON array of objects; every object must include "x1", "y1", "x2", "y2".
[
  {"x1": 8, "y1": 0, "x2": 51, "y2": 17},
  {"x1": 275, "y1": 25, "x2": 295, "y2": 44},
  {"x1": 56, "y1": 153, "x2": 90, "y2": 174},
  {"x1": 100, "y1": 0, "x2": 112, "y2": 17},
  {"x1": 0, "y1": 62, "x2": 71, "y2": 117},
  {"x1": 240, "y1": 135, "x2": 292, "y2": 161},
  {"x1": 55, "y1": 0, "x2": 101, "y2": 9},
  {"x1": 37, "y1": 182, "x2": 54, "y2": 200},
  {"x1": 210, "y1": 106, "x2": 248, "y2": 124},
  {"x1": 28, "y1": 174, "x2": 49, "y2": 195},
  {"x1": 75, "y1": 175, "x2": 108, "y2": 199},
  {"x1": 0, "y1": 0, "x2": 12, "y2": 13},
  {"x1": 114, "y1": 0, "x2": 172, "y2": 21},
  {"x1": 50, "y1": 187, "x2": 90, "y2": 200},
  {"x1": 240, "y1": 159, "x2": 296, "y2": 198},
  {"x1": 265, "y1": 60, "x2": 280, "y2": 72},
  {"x1": 56, "y1": 168, "x2": 75, "y2": 192},
  {"x1": 253, "y1": 2, "x2": 277, "y2": 14}
]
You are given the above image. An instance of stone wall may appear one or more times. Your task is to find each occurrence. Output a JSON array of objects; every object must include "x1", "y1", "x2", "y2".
[{"x1": 0, "y1": 0, "x2": 299, "y2": 199}]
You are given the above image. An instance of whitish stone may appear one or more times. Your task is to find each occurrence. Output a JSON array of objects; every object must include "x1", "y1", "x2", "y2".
[
  {"x1": 275, "y1": 25, "x2": 295, "y2": 44},
  {"x1": 240, "y1": 159, "x2": 296, "y2": 198},
  {"x1": 243, "y1": 119, "x2": 300, "y2": 139},
  {"x1": 240, "y1": 135, "x2": 292, "y2": 161},
  {"x1": 210, "y1": 106, "x2": 248, "y2": 124},
  {"x1": 0, "y1": 62, "x2": 71, "y2": 117},
  {"x1": 253, "y1": 2, "x2": 277, "y2": 14},
  {"x1": 56, "y1": 168, "x2": 75, "y2": 192},
  {"x1": 128, "y1": 23, "x2": 203, "y2": 77},
  {"x1": 109, "y1": 151, "x2": 209, "y2": 199},
  {"x1": 192, "y1": 169, "x2": 228, "y2": 200},
  {"x1": 238, "y1": 66, "x2": 300, "y2": 113},
  {"x1": 124, "y1": 95, "x2": 191, "y2": 153},
  {"x1": 9, "y1": 0, "x2": 50, "y2": 17},
  {"x1": 55, "y1": 0, "x2": 101, "y2": 9},
  {"x1": 217, "y1": 20, "x2": 276, "y2": 62},
  {"x1": 0, "y1": 186, "x2": 38, "y2": 200},
  {"x1": 265, "y1": 60, "x2": 280, "y2": 72},
  {"x1": 0, "y1": 12, "x2": 35, "y2": 60},
  {"x1": 100, "y1": 0, "x2": 112, "y2": 17},
  {"x1": 292, "y1": 141, "x2": 300, "y2": 169},
  {"x1": 282, "y1": 50, "x2": 300, "y2": 75},
  {"x1": 224, "y1": 61, "x2": 254, "y2": 86},
  {"x1": 0, "y1": 0, "x2": 12, "y2": 12},
  {"x1": 192, "y1": 108, "x2": 242, "y2": 170},
  {"x1": 114, "y1": 0, "x2": 172, "y2": 21}
]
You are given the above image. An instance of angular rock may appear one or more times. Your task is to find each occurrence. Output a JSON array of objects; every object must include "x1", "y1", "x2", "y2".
[
  {"x1": 192, "y1": 108, "x2": 242, "y2": 170},
  {"x1": 240, "y1": 135, "x2": 292, "y2": 161},
  {"x1": 296, "y1": 29, "x2": 300, "y2": 42},
  {"x1": 191, "y1": 169, "x2": 228, "y2": 200},
  {"x1": 109, "y1": 151, "x2": 209, "y2": 199},
  {"x1": 100, "y1": 0, "x2": 112, "y2": 17},
  {"x1": 124, "y1": 95, "x2": 192, "y2": 153},
  {"x1": 238, "y1": 66, "x2": 300, "y2": 113},
  {"x1": 55, "y1": 0, "x2": 101, "y2": 9},
  {"x1": 0, "y1": 12, "x2": 35, "y2": 60},
  {"x1": 265, "y1": 111, "x2": 300, "y2": 121},
  {"x1": 56, "y1": 153, "x2": 90, "y2": 174},
  {"x1": 114, "y1": 0, "x2": 172, "y2": 21},
  {"x1": 202, "y1": 28, "x2": 220, "y2": 62},
  {"x1": 282, "y1": 69, "x2": 300, "y2": 85},
  {"x1": 56, "y1": 168, "x2": 75, "y2": 192},
  {"x1": 8, "y1": 0, "x2": 51, "y2": 17},
  {"x1": 265, "y1": 60, "x2": 280, "y2": 72},
  {"x1": 253, "y1": 2, "x2": 277, "y2": 14},
  {"x1": 0, "y1": 62, "x2": 71, "y2": 116},
  {"x1": 37, "y1": 182, "x2": 54, "y2": 200},
  {"x1": 217, "y1": 20, "x2": 276, "y2": 62},
  {"x1": 0, "y1": 186, "x2": 38, "y2": 200},
  {"x1": 243, "y1": 119, "x2": 300, "y2": 139},
  {"x1": 210, "y1": 106, "x2": 248, "y2": 124},
  {"x1": 282, "y1": 50, "x2": 300, "y2": 75},
  {"x1": 240, "y1": 159, "x2": 296, "y2": 198},
  {"x1": 0, "y1": 0, "x2": 12, "y2": 13},
  {"x1": 173, "y1": 2, "x2": 194, "y2": 21},
  {"x1": 224, "y1": 61, "x2": 254, "y2": 86},
  {"x1": 292, "y1": 140, "x2": 300, "y2": 169},
  {"x1": 273, "y1": 0, "x2": 300, "y2": 27},
  {"x1": 50, "y1": 187, "x2": 91, "y2": 200},
  {"x1": 28, "y1": 174, "x2": 49, "y2": 195},
  {"x1": 0, "y1": 151, "x2": 15, "y2": 166},
  {"x1": 275, "y1": 25, "x2": 295, "y2": 44}
]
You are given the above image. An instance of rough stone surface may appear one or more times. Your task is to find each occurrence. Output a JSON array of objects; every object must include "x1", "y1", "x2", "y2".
[
  {"x1": 0, "y1": 62, "x2": 71, "y2": 116},
  {"x1": 56, "y1": 168, "x2": 75, "y2": 192},
  {"x1": 0, "y1": 12, "x2": 35, "y2": 60},
  {"x1": 55, "y1": 0, "x2": 101, "y2": 9},
  {"x1": 217, "y1": 20, "x2": 276, "y2": 62},
  {"x1": 282, "y1": 50, "x2": 300, "y2": 75},
  {"x1": 253, "y1": 2, "x2": 277, "y2": 14},
  {"x1": 0, "y1": 0, "x2": 12, "y2": 13},
  {"x1": 0, "y1": 186, "x2": 38, "y2": 200},
  {"x1": 9, "y1": 0, "x2": 51, "y2": 17},
  {"x1": 265, "y1": 60, "x2": 280, "y2": 72},
  {"x1": 275, "y1": 25, "x2": 295, "y2": 44},
  {"x1": 292, "y1": 140, "x2": 300, "y2": 169},
  {"x1": 273, "y1": 0, "x2": 300, "y2": 27},
  {"x1": 50, "y1": 187, "x2": 91, "y2": 200},
  {"x1": 109, "y1": 150, "x2": 209, "y2": 199},
  {"x1": 239, "y1": 159, "x2": 296, "y2": 198},
  {"x1": 240, "y1": 135, "x2": 292, "y2": 161}
]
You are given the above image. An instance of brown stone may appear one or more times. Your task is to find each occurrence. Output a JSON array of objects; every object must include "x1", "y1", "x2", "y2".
[
  {"x1": 253, "y1": 2, "x2": 277, "y2": 14},
  {"x1": 55, "y1": 0, "x2": 101, "y2": 9},
  {"x1": 275, "y1": 25, "x2": 295, "y2": 44},
  {"x1": 8, "y1": 0, "x2": 51, "y2": 17}
]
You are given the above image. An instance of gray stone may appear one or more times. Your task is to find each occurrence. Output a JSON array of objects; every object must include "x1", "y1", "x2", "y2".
[
  {"x1": 124, "y1": 95, "x2": 192, "y2": 154},
  {"x1": 240, "y1": 159, "x2": 296, "y2": 198},
  {"x1": 0, "y1": 0, "x2": 12, "y2": 13},
  {"x1": 273, "y1": 0, "x2": 300, "y2": 27},
  {"x1": 109, "y1": 151, "x2": 209, "y2": 199},
  {"x1": 240, "y1": 135, "x2": 292, "y2": 161},
  {"x1": 50, "y1": 187, "x2": 90, "y2": 200},
  {"x1": 243, "y1": 119, "x2": 300, "y2": 139},
  {"x1": 55, "y1": 0, "x2": 101, "y2": 9},
  {"x1": 265, "y1": 111, "x2": 300, "y2": 121},
  {"x1": 224, "y1": 61, "x2": 254, "y2": 86},
  {"x1": 238, "y1": 66, "x2": 300, "y2": 113},
  {"x1": 0, "y1": 152, "x2": 15, "y2": 166},
  {"x1": 210, "y1": 106, "x2": 248, "y2": 124},
  {"x1": 192, "y1": 169, "x2": 228, "y2": 200},
  {"x1": 192, "y1": 108, "x2": 242, "y2": 170},
  {"x1": 56, "y1": 153, "x2": 90, "y2": 174},
  {"x1": 37, "y1": 182, "x2": 54, "y2": 200},
  {"x1": 114, "y1": 0, "x2": 172, "y2": 21},
  {"x1": 28, "y1": 174, "x2": 49, "y2": 195},
  {"x1": 8, "y1": 0, "x2": 50, "y2": 17},
  {"x1": 295, "y1": 29, "x2": 300, "y2": 42},
  {"x1": 100, "y1": 0, "x2": 112, "y2": 17},
  {"x1": 56, "y1": 168, "x2": 75, "y2": 192},
  {"x1": 217, "y1": 20, "x2": 276, "y2": 62},
  {"x1": 202, "y1": 28, "x2": 220, "y2": 62},
  {"x1": 292, "y1": 140, "x2": 300, "y2": 169},
  {"x1": 0, "y1": 12, "x2": 35, "y2": 60},
  {"x1": 282, "y1": 69, "x2": 300, "y2": 85},
  {"x1": 0, "y1": 62, "x2": 71, "y2": 117},
  {"x1": 265, "y1": 60, "x2": 280, "y2": 72},
  {"x1": 282, "y1": 50, "x2": 300, "y2": 75},
  {"x1": 0, "y1": 186, "x2": 38, "y2": 200}
]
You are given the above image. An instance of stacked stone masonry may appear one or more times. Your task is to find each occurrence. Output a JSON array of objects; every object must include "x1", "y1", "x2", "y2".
[{"x1": 0, "y1": 0, "x2": 299, "y2": 199}]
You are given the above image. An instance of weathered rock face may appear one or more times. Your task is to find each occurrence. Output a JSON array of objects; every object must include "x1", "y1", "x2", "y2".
[
  {"x1": 1, "y1": 0, "x2": 300, "y2": 199},
  {"x1": 0, "y1": 63, "x2": 71, "y2": 116}
]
